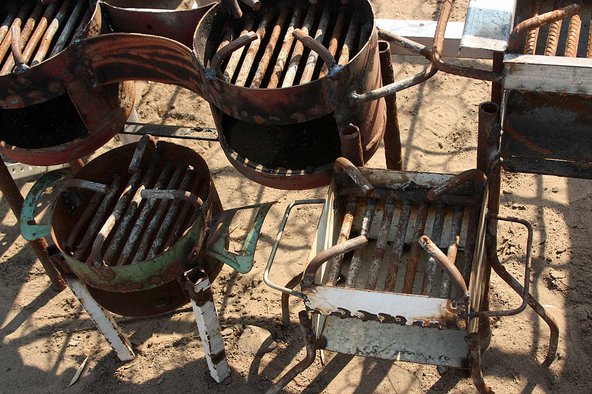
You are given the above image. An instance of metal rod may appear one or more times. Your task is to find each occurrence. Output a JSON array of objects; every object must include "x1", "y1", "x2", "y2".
[
  {"x1": 8, "y1": 1, "x2": 60, "y2": 72},
  {"x1": 325, "y1": 197, "x2": 358, "y2": 285},
  {"x1": 301, "y1": 235, "x2": 368, "y2": 290},
  {"x1": 299, "y1": 4, "x2": 331, "y2": 84},
  {"x1": 366, "y1": 201, "x2": 394, "y2": 290},
  {"x1": 116, "y1": 163, "x2": 173, "y2": 265},
  {"x1": 0, "y1": 5, "x2": 18, "y2": 47},
  {"x1": 337, "y1": 14, "x2": 359, "y2": 65},
  {"x1": 339, "y1": 187, "x2": 477, "y2": 207},
  {"x1": 345, "y1": 199, "x2": 375, "y2": 288},
  {"x1": 440, "y1": 206, "x2": 463, "y2": 298},
  {"x1": 320, "y1": 10, "x2": 344, "y2": 77},
  {"x1": 544, "y1": 1, "x2": 567, "y2": 56},
  {"x1": 384, "y1": 200, "x2": 411, "y2": 292},
  {"x1": 73, "y1": 176, "x2": 123, "y2": 261},
  {"x1": 71, "y1": 2, "x2": 92, "y2": 42},
  {"x1": 402, "y1": 202, "x2": 428, "y2": 294},
  {"x1": 379, "y1": 40, "x2": 402, "y2": 170},
  {"x1": 101, "y1": 162, "x2": 160, "y2": 264},
  {"x1": 267, "y1": 5, "x2": 304, "y2": 88},
  {"x1": 462, "y1": 206, "x2": 480, "y2": 283},
  {"x1": 32, "y1": 0, "x2": 72, "y2": 66},
  {"x1": 235, "y1": 10, "x2": 275, "y2": 87},
  {"x1": 0, "y1": 2, "x2": 33, "y2": 71},
  {"x1": 49, "y1": 0, "x2": 87, "y2": 56},
  {"x1": 10, "y1": 25, "x2": 29, "y2": 73},
  {"x1": 266, "y1": 311, "x2": 318, "y2": 394},
  {"x1": 165, "y1": 176, "x2": 204, "y2": 250},
  {"x1": 421, "y1": 203, "x2": 445, "y2": 296},
  {"x1": 223, "y1": 16, "x2": 254, "y2": 82},
  {"x1": 251, "y1": 8, "x2": 290, "y2": 88},
  {"x1": 419, "y1": 235, "x2": 467, "y2": 294},
  {"x1": 0, "y1": 157, "x2": 66, "y2": 291},
  {"x1": 564, "y1": 12, "x2": 581, "y2": 57},
  {"x1": 133, "y1": 166, "x2": 185, "y2": 262},
  {"x1": 339, "y1": 124, "x2": 364, "y2": 167},
  {"x1": 88, "y1": 168, "x2": 148, "y2": 266},
  {"x1": 524, "y1": 0, "x2": 542, "y2": 54},
  {"x1": 334, "y1": 157, "x2": 374, "y2": 196},
  {"x1": 65, "y1": 190, "x2": 105, "y2": 251},
  {"x1": 146, "y1": 171, "x2": 195, "y2": 258},
  {"x1": 588, "y1": 14, "x2": 592, "y2": 58},
  {"x1": 282, "y1": 5, "x2": 317, "y2": 87}
]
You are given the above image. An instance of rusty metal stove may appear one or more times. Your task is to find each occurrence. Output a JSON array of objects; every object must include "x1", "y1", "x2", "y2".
[
  {"x1": 0, "y1": 0, "x2": 135, "y2": 166},
  {"x1": 263, "y1": 103, "x2": 559, "y2": 393}
]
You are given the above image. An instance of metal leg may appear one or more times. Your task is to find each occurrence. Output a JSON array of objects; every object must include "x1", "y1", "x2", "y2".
[
  {"x1": 468, "y1": 333, "x2": 494, "y2": 394},
  {"x1": 0, "y1": 158, "x2": 66, "y2": 291},
  {"x1": 267, "y1": 311, "x2": 319, "y2": 394},
  {"x1": 187, "y1": 273, "x2": 230, "y2": 383},
  {"x1": 281, "y1": 272, "x2": 303, "y2": 327},
  {"x1": 65, "y1": 275, "x2": 135, "y2": 361}
]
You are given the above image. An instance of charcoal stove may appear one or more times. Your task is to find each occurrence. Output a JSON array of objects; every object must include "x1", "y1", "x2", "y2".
[
  {"x1": 0, "y1": 0, "x2": 135, "y2": 166},
  {"x1": 20, "y1": 135, "x2": 274, "y2": 382},
  {"x1": 264, "y1": 103, "x2": 559, "y2": 393},
  {"x1": 76, "y1": 0, "x2": 438, "y2": 189}
]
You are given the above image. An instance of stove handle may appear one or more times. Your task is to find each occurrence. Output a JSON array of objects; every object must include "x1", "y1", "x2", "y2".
[
  {"x1": 21, "y1": 170, "x2": 111, "y2": 242},
  {"x1": 20, "y1": 170, "x2": 70, "y2": 242},
  {"x1": 349, "y1": 32, "x2": 437, "y2": 104},
  {"x1": 206, "y1": 201, "x2": 276, "y2": 274},
  {"x1": 263, "y1": 199, "x2": 326, "y2": 299},
  {"x1": 479, "y1": 214, "x2": 534, "y2": 318}
]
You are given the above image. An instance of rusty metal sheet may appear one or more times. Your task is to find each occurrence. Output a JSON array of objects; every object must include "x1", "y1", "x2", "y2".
[
  {"x1": 501, "y1": 90, "x2": 592, "y2": 179},
  {"x1": 305, "y1": 286, "x2": 462, "y2": 328},
  {"x1": 319, "y1": 315, "x2": 469, "y2": 368}
]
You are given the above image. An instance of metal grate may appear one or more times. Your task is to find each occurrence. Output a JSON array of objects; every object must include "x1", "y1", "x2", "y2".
[
  {"x1": 212, "y1": 0, "x2": 371, "y2": 88},
  {"x1": 64, "y1": 139, "x2": 204, "y2": 266},
  {"x1": 324, "y1": 184, "x2": 481, "y2": 301},
  {"x1": 0, "y1": 0, "x2": 93, "y2": 75}
]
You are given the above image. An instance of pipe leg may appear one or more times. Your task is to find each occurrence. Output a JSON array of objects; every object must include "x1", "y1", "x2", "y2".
[
  {"x1": 281, "y1": 272, "x2": 303, "y2": 327},
  {"x1": 267, "y1": 311, "x2": 319, "y2": 394},
  {"x1": 66, "y1": 275, "x2": 135, "y2": 361},
  {"x1": 487, "y1": 241, "x2": 559, "y2": 366},
  {"x1": 188, "y1": 273, "x2": 231, "y2": 383},
  {"x1": 379, "y1": 40, "x2": 402, "y2": 170},
  {"x1": 468, "y1": 333, "x2": 494, "y2": 393},
  {"x1": 0, "y1": 158, "x2": 65, "y2": 291}
]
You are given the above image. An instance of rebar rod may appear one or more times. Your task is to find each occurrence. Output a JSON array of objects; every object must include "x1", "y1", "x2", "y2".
[
  {"x1": 402, "y1": 202, "x2": 428, "y2": 293},
  {"x1": 235, "y1": 10, "x2": 275, "y2": 87},
  {"x1": 384, "y1": 200, "x2": 411, "y2": 292},
  {"x1": 421, "y1": 203, "x2": 445, "y2": 295},
  {"x1": 251, "y1": 7, "x2": 290, "y2": 88},
  {"x1": 282, "y1": 4, "x2": 317, "y2": 87},
  {"x1": 366, "y1": 201, "x2": 394, "y2": 290},
  {"x1": 345, "y1": 199, "x2": 375, "y2": 288},
  {"x1": 325, "y1": 197, "x2": 358, "y2": 285},
  {"x1": 299, "y1": 4, "x2": 331, "y2": 84},
  {"x1": 32, "y1": 0, "x2": 73, "y2": 66},
  {"x1": 224, "y1": 16, "x2": 254, "y2": 82},
  {"x1": 49, "y1": 0, "x2": 86, "y2": 56},
  {"x1": 440, "y1": 206, "x2": 463, "y2": 298},
  {"x1": 268, "y1": 5, "x2": 304, "y2": 88}
]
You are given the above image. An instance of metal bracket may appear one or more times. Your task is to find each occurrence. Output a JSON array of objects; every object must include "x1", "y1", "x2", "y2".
[{"x1": 206, "y1": 202, "x2": 275, "y2": 273}]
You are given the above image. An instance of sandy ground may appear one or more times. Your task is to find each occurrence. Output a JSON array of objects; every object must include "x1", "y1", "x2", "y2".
[{"x1": 2, "y1": 0, "x2": 592, "y2": 393}]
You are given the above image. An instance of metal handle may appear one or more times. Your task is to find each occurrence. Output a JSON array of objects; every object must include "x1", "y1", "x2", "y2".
[
  {"x1": 292, "y1": 29, "x2": 342, "y2": 78},
  {"x1": 419, "y1": 235, "x2": 468, "y2": 295},
  {"x1": 20, "y1": 170, "x2": 70, "y2": 241},
  {"x1": 334, "y1": 157, "x2": 374, "y2": 196},
  {"x1": 10, "y1": 25, "x2": 29, "y2": 74},
  {"x1": 479, "y1": 214, "x2": 533, "y2": 317},
  {"x1": 206, "y1": 201, "x2": 276, "y2": 273},
  {"x1": 427, "y1": 169, "x2": 486, "y2": 201},
  {"x1": 208, "y1": 32, "x2": 258, "y2": 79},
  {"x1": 350, "y1": 31, "x2": 437, "y2": 103},
  {"x1": 263, "y1": 199, "x2": 325, "y2": 298}
]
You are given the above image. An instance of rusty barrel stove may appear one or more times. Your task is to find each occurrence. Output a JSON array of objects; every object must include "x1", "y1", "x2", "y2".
[
  {"x1": 76, "y1": 0, "x2": 390, "y2": 190},
  {"x1": 0, "y1": 0, "x2": 135, "y2": 166},
  {"x1": 21, "y1": 136, "x2": 273, "y2": 317},
  {"x1": 193, "y1": 0, "x2": 387, "y2": 189}
]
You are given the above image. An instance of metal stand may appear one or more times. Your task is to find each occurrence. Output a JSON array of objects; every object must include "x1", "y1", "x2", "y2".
[{"x1": 0, "y1": 158, "x2": 66, "y2": 291}]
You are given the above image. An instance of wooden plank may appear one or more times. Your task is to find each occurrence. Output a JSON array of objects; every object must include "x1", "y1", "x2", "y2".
[{"x1": 504, "y1": 54, "x2": 592, "y2": 94}]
